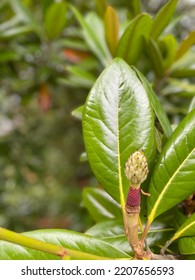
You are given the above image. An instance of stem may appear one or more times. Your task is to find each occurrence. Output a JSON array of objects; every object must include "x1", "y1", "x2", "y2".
[
  {"x1": 0, "y1": 227, "x2": 67, "y2": 259},
  {"x1": 140, "y1": 219, "x2": 151, "y2": 245},
  {"x1": 160, "y1": 239, "x2": 173, "y2": 255}
]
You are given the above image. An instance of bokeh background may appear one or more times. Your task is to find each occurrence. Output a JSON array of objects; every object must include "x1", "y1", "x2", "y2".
[{"x1": 0, "y1": 0, "x2": 195, "y2": 232}]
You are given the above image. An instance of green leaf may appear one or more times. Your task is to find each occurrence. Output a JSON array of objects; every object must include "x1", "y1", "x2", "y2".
[
  {"x1": 82, "y1": 188, "x2": 122, "y2": 222},
  {"x1": 159, "y1": 34, "x2": 177, "y2": 69},
  {"x1": 147, "y1": 109, "x2": 195, "y2": 224},
  {"x1": 104, "y1": 6, "x2": 119, "y2": 56},
  {"x1": 9, "y1": 0, "x2": 35, "y2": 24},
  {"x1": 161, "y1": 212, "x2": 195, "y2": 253},
  {"x1": 172, "y1": 213, "x2": 195, "y2": 240},
  {"x1": 82, "y1": 58, "x2": 156, "y2": 209},
  {"x1": 170, "y1": 51, "x2": 195, "y2": 78},
  {"x1": 178, "y1": 236, "x2": 195, "y2": 255},
  {"x1": 8, "y1": 0, "x2": 42, "y2": 35},
  {"x1": 44, "y1": 2, "x2": 67, "y2": 39},
  {"x1": 129, "y1": 0, "x2": 141, "y2": 16},
  {"x1": 146, "y1": 39, "x2": 164, "y2": 77},
  {"x1": 117, "y1": 13, "x2": 152, "y2": 65},
  {"x1": 96, "y1": 0, "x2": 107, "y2": 18},
  {"x1": 0, "y1": 51, "x2": 20, "y2": 63},
  {"x1": 161, "y1": 78, "x2": 195, "y2": 97},
  {"x1": 133, "y1": 67, "x2": 172, "y2": 138},
  {"x1": 0, "y1": 229, "x2": 130, "y2": 260},
  {"x1": 86, "y1": 219, "x2": 174, "y2": 255},
  {"x1": 150, "y1": 0, "x2": 178, "y2": 39},
  {"x1": 71, "y1": 105, "x2": 84, "y2": 120},
  {"x1": 71, "y1": 7, "x2": 111, "y2": 66},
  {"x1": 175, "y1": 31, "x2": 195, "y2": 61},
  {"x1": 0, "y1": 25, "x2": 34, "y2": 39}
]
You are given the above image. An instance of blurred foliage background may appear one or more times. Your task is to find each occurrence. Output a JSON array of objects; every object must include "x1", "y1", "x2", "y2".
[{"x1": 0, "y1": 0, "x2": 195, "y2": 232}]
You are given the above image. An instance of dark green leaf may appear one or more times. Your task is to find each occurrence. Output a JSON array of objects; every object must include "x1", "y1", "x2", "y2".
[
  {"x1": 0, "y1": 229, "x2": 130, "y2": 260},
  {"x1": 82, "y1": 188, "x2": 122, "y2": 222},
  {"x1": 117, "y1": 14, "x2": 152, "y2": 65},
  {"x1": 147, "y1": 109, "x2": 195, "y2": 223},
  {"x1": 150, "y1": 0, "x2": 178, "y2": 39},
  {"x1": 86, "y1": 219, "x2": 174, "y2": 254},
  {"x1": 133, "y1": 67, "x2": 172, "y2": 138},
  {"x1": 146, "y1": 39, "x2": 164, "y2": 77},
  {"x1": 82, "y1": 58, "x2": 155, "y2": 209},
  {"x1": 44, "y1": 2, "x2": 67, "y2": 39}
]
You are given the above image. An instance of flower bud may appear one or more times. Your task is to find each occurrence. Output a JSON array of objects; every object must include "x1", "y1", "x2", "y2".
[{"x1": 125, "y1": 150, "x2": 149, "y2": 186}]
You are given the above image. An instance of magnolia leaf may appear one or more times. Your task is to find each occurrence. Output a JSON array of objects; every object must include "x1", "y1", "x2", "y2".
[
  {"x1": 82, "y1": 58, "x2": 155, "y2": 210},
  {"x1": 150, "y1": 0, "x2": 178, "y2": 39},
  {"x1": 147, "y1": 109, "x2": 195, "y2": 224},
  {"x1": 82, "y1": 188, "x2": 122, "y2": 222},
  {"x1": 86, "y1": 219, "x2": 174, "y2": 255},
  {"x1": 117, "y1": 13, "x2": 152, "y2": 65},
  {"x1": 0, "y1": 229, "x2": 130, "y2": 260},
  {"x1": 147, "y1": 39, "x2": 164, "y2": 77},
  {"x1": 133, "y1": 67, "x2": 172, "y2": 138}
]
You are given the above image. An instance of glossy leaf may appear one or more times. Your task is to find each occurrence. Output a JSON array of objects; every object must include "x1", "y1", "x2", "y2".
[
  {"x1": 82, "y1": 58, "x2": 155, "y2": 209},
  {"x1": 44, "y1": 2, "x2": 67, "y2": 39},
  {"x1": 117, "y1": 14, "x2": 152, "y2": 65},
  {"x1": 86, "y1": 219, "x2": 174, "y2": 254},
  {"x1": 175, "y1": 31, "x2": 195, "y2": 61},
  {"x1": 104, "y1": 6, "x2": 119, "y2": 56},
  {"x1": 0, "y1": 229, "x2": 130, "y2": 260},
  {"x1": 82, "y1": 188, "x2": 122, "y2": 222},
  {"x1": 178, "y1": 236, "x2": 195, "y2": 255},
  {"x1": 71, "y1": 7, "x2": 111, "y2": 66},
  {"x1": 150, "y1": 0, "x2": 178, "y2": 39},
  {"x1": 133, "y1": 67, "x2": 172, "y2": 138},
  {"x1": 147, "y1": 109, "x2": 195, "y2": 223},
  {"x1": 173, "y1": 213, "x2": 195, "y2": 240}
]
